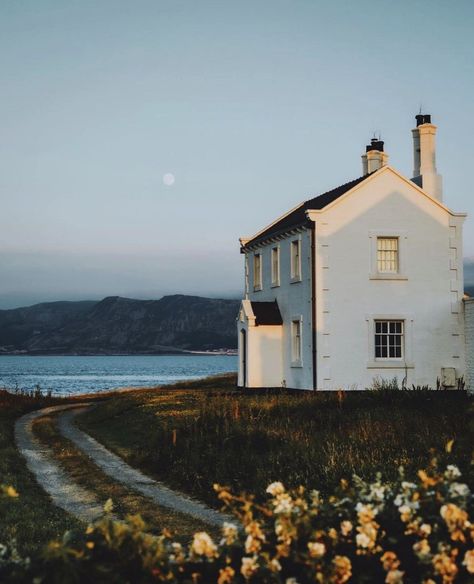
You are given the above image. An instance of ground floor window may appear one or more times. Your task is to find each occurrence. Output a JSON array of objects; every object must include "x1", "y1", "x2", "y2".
[
  {"x1": 375, "y1": 320, "x2": 403, "y2": 359},
  {"x1": 291, "y1": 319, "x2": 302, "y2": 364}
]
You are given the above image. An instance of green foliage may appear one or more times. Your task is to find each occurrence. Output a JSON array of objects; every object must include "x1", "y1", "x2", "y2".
[{"x1": 1, "y1": 459, "x2": 473, "y2": 582}]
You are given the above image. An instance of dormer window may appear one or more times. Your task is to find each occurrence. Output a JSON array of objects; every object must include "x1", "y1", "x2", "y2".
[
  {"x1": 377, "y1": 237, "x2": 399, "y2": 273},
  {"x1": 253, "y1": 253, "x2": 262, "y2": 291}
]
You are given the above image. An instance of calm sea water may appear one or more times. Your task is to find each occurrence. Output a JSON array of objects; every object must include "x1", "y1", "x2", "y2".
[{"x1": 0, "y1": 355, "x2": 238, "y2": 396}]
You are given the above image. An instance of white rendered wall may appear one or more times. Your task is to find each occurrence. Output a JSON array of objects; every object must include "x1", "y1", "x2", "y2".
[
  {"x1": 246, "y1": 228, "x2": 313, "y2": 389},
  {"x1": 308, "y1": 167, "x2": 465, "y2": 390},
  {"x1": 464, "y1": 298, "x2": 474, "y2": 392}
]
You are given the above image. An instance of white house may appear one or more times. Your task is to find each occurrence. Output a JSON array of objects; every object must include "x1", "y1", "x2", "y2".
[{"x1": 237, "y1": 114, "x2": 471, "y2": 391}]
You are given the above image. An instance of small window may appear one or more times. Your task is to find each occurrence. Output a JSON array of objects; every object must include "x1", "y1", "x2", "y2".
[
  {"x1": 253, "y1": 253, "x2": 262, "y2": 290},
  {"x1": 271, "y1": 247, "x2": 280, "y2": 286},
  {"x1": 377, "y1": 237, "x2": 399, "y2": 273},
  {"x1": 375, "y1": 320, "x2": 403, "y2": 359},
  {"x1": 291, "y1": 319, "x2": 302, "y2": 363},
  {"x1": 291, "y1": 240, "x2": 301, "y2": 280}
]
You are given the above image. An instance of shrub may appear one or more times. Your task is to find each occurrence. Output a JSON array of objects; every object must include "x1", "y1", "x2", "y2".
[{"x1": 1, "y1": 457, "x2": 473, "y2": 583}]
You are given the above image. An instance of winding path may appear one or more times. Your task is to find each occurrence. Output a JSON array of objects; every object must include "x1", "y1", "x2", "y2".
[{"x1": 15, "y1": 403, "x2": 229, "y2": 528}]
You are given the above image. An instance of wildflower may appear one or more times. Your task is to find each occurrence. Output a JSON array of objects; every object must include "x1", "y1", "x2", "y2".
[
  {"x1": 241, "y1": 556, "x2": 258, "y2": 579},
  {"x1": 398, "y1": 505, "x2": 412, "y2": 523},
  {"x1": 307, "y1": 541, "x2": 326, "y2": 558},
  {"x1": 221, "y1": 522, "x2": 239, "y2": 546},
  {"x1": 463, "y1": 550, "x2": 474, "y2": 574},
  {"x1": 440, "y1": 503, "x2": 469, "y2": 542},
  {"x1": 356, "y1": 532, "x2": 371, "y2": 549},
  {"x1": 170, "y1": 542, "x2": 185, "y2": 563},
  {"x1": 274, "y1": 493, "x2": 293, "y2": 514},
  {"x1": 103, "y1": 498, "x2": 114, "y2": 514},
  {"x1": 245, "y1": 534, "x2": 262, "y2": 554},
  {"x1": 338, "y1": 520, "x2": 352, "y2": 536},
  {"x1": 432, "y1": 551, "x2": 458, "y2": 583},
  {"x1": 190, "y1": 532, "x2": 217, "y2": 559},
  {"x1": 266, "y1": 482, "x2": 285, "y2": 496},
  {"x1": 419, "y1": 523, "x2": 432, "y2": 537},
  {"x1": 418, "y1": 470, "x2": 437, "y2": 488},
  {"x1": 380, "y1": 551, "x2": 400, "y2": 572},
  {"x1": 356, "y1": 503, "x2": 377, "y2": 523},
  {"x1": 444, "y1": 464, "x2": 461, "y2": 480},
  {"x1": 332, "y1": 555, "x2": 352, "y2": 584},
  {"x1": 4, "y1": 486, "x2": 19, "y2": 498},
  {"x1": 269, "y1": 558, "x2": 282, "y2": 572},
  {"x1": 448, "y1": 482, "x2": 470, "y2": 498},
  {"x1": 413, "y1": 539, "x2": 431, "y2": 561},
  {"x1": 218, "y1": 566, "x2": 235, "y2": 584},
  {"x1": 285, "y1": 579, "x2": 299, "y2": 584},
  {"x1": 385, "y1": 569, "x2": 404, "y2": 584}
]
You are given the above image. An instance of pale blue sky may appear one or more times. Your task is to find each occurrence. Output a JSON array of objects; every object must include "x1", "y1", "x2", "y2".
[{"x1": 1, "y1": 0, "x2": 473, "y2": 308}]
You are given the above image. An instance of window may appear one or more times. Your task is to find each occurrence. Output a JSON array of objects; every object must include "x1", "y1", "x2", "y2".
[
  {"x1": 377, "y1": 237, "x2": 399, "y2": 273},
  {"x1": 271, "y1": 246, "x2": 280, "y2": 286},
  {"x1": 291, "y1": 239, "x2": 301, "y2": 281},
  {"x1": 375, "y1": 320, "x2": 403, "y2": 359},
  {"x1": 253, "y1": 253, "x2": 262, "y2": 290},
  {"x1": 291, "y1": 319, "x2": 302, "y2": 364}
]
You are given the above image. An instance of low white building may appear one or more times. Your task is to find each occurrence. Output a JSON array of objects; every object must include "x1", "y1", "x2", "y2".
[{"x1": 237, "y1": 114, "x2": 471, "y2": 391}]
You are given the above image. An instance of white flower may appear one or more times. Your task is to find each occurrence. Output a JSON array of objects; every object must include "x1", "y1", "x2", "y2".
[
  {"x1": 444, "y1": 465, "x2": 461, "y2": 480},
  {"x1": 385, "y1": 569, "x2": 404, "y2": 584},
  {"x1": 221, "y1": 522, "x2": 239, "y2": 545},
  {"x1": 274, "y1": 493, "x2": 293, "y2": 514},
  {"x1": 269, "y1": 558, "x2": 282, "y2": 572},
  {"x1": 449, "y1": 482, "x2": 470, "y2": 498},
  {"x1": 463, "y1": 550, "x2": 474, "y2": 574},
  {"x1": 266, "y1": 482, "x2": 285, "y2": 496},
  {"x1": 356, "y1": 532, "x2": 371, "y2": 548},
  {"x1": 340, "y1": 520, "x2": 353, "y2": 536},
  {"x1": 419, "y1": 523, "x2": 432, "y2": 536},
  {"x1": 308, "y1": 542, "x2": 326, "y2": 558}
]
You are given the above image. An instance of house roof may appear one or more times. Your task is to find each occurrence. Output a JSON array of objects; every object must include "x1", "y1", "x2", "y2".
[
  {"x1": 242, "y1": 173, "x2": 371, "y2": 248},
  {"x1": 250, "y1": 301, "x2": 283, "y2": 326}
]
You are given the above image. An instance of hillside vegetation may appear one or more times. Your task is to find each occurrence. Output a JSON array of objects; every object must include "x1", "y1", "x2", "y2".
[{"x1": 0, "y1": 295, "x2": 239, "y2": 355}]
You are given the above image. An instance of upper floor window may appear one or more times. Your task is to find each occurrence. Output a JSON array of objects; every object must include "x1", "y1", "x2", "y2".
[
  {"x1": 377, "y1": 237, "x2": 399, "y2": 273},
  {"x1": 290, "y1": 239, "x2": 301, "y2": 281},
  {"x1": 253, "y1": 253, "x2": 262, "y2": 291},
  {"x1": 375, "y1": 320, "x2": 403, "y2": 359},
  {"x1": 271, "y1": 246, "x2": 280, "y2": 287}
]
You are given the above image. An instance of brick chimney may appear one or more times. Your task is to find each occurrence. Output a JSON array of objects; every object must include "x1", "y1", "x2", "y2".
[{"x1": 411, "y1": 114, "x2": 443, "y2": 202}]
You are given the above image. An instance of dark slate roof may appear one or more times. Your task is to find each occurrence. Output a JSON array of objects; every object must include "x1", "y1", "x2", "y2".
[
  {"x1": 243, "y1": 173, "x2": 371, "y2": 248},
  {"x1": 251, "y1": 301, "x2": 283, "y2": 326}
]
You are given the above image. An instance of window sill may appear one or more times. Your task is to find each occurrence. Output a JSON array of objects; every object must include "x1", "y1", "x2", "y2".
[
  {"x1": 369, "y1": 273, "x2": 408, "y2": 281},
  {"x1": 367, "y1": 361, "x2": 414, "y2": 369},
  {"x1": 290, "y1": 277, "x2": 302, "y2": 284},
  {"x1": 291, "y1": 360, "x2": 303, "y2": 368}
]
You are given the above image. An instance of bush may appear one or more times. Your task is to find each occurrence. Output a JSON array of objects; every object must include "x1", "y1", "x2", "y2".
[{"x1": 1, "y1": 456, "x2": 473, "y2": 583}]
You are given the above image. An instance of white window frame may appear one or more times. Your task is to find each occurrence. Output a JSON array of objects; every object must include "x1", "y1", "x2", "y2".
[
  {"x1": 253, "y1": 252, "x2": 262, "y2": 291},
  {"x1": 374, "y1": 319, "x2": 404, "y2": 360},
  {"x1": 271, "y1": 245, "x2": 280, "y2": 287},
  {"x1": 369, "y1": 230, "x2": 408, "y2": 280},
  {"x1": 376, "y1": 237, "x2": 399, "y2": 274},
  {"x1": 291, "y1": 316, "x2": 303, "y2": 367},
  {"x1": 290, "y1": 238, "x2": 302, "y2": 283},
  {"x1": 366, "y1": 315, "x2": 414, "y2": 369}
]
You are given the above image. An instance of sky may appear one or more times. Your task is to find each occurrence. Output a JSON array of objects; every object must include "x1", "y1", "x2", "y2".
[{"x1": 1, "y1": 0, "x2": 474, "y2": 308}]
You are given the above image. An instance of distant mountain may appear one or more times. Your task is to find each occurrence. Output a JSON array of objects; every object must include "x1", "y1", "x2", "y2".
[{"x1": 0, "y1": 295, "x2": 240, "y2": 355}]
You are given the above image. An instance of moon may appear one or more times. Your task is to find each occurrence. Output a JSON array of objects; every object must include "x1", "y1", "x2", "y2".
[{"x1": 163, "y1": 173, "x2": 175, "y2": 186}]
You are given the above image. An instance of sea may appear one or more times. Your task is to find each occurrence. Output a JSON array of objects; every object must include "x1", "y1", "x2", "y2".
[{"x1": 0, "y1": 354, "x2": 238, "y2": 397}]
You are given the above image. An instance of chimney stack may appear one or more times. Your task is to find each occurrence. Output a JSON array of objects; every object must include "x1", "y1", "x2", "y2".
[
  {"x1": 411, "y1": 114, "x2": 443, "y2": 201},
  {"x1": 362, "y1": 137, "x2": 388, "y2": 174}
]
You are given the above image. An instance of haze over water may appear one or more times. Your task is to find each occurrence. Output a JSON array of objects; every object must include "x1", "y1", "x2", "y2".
[{"x1": 0, "y1": 355, "x2": 238, "y2": 396}]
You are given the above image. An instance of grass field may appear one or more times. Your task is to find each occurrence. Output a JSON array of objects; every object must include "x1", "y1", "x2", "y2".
[
  {"x1": 79, "y1": 374, "x2": 474, "y2": 508},
  {"x1": 0, "y1": 390, "x2": 80, "y2": 552}
]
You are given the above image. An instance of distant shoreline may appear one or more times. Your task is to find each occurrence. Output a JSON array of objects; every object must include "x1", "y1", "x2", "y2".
[{"x1": 0, "y1": 351, "x2": 237, "y2": 357}]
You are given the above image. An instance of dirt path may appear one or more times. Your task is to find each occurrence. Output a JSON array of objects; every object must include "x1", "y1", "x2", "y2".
[
  {"x1": 15, "y1": 403, "x2": 229, "y2": 528},
  {"x1": 14, "y1": 404, "x2": 104, "y2": 523},
  {"x1": 58, "y1": 406, "x2": 228, "y2": 527}
]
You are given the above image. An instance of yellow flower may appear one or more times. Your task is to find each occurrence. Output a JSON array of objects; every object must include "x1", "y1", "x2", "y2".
[
  {"x1": 413, "y1": 538, "x2": 431, "y2": 561},
  {"x1": 222, "y1": 522, "x2": 239, "y2": 546},
  {"x1": 103, "y1": 498, "x2": 114, "y2": 514},
  {"x1": 440, "y1": 503, "x2": 469, "y2": 542},
  {"x1": 307, "y1": 542, "x2": 326, "y2": 558},
  {"x1": 217, "y1": 566, "x2": 235, "y2": 584},
  {"x1": 463, "y1": 549, "x2": 474, "y2": 574},
  {"x1": 266, "y1": 482, "x2": 285, "y2": 496},
  {"x1": 380, "y1": 551, "x2": 400, "y2": 572},
  {"x1": 340, "y1": 520, "x2": 353, "y2": 536},
  {"x1": 5, "y1": 486, "x2": 19, "y2": 498},
  {"x1": 432, "y1": 551, "x2": 458, "y2": 584},
  {"x1": 190, "y1": 532, "x2": 217, "y2": 559},
  {"x1": 241, "y1": 556, "x2": 258, "y2": 580},
  {"x1": 85, "y1": 541, "x2": 95, "y2": 550},
  {"x1": 385, "y1": 569, "x2": 404, "y2": 584},
  {"x1": 332, "y1": 555, "x2": 352, "y2": 584}
]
